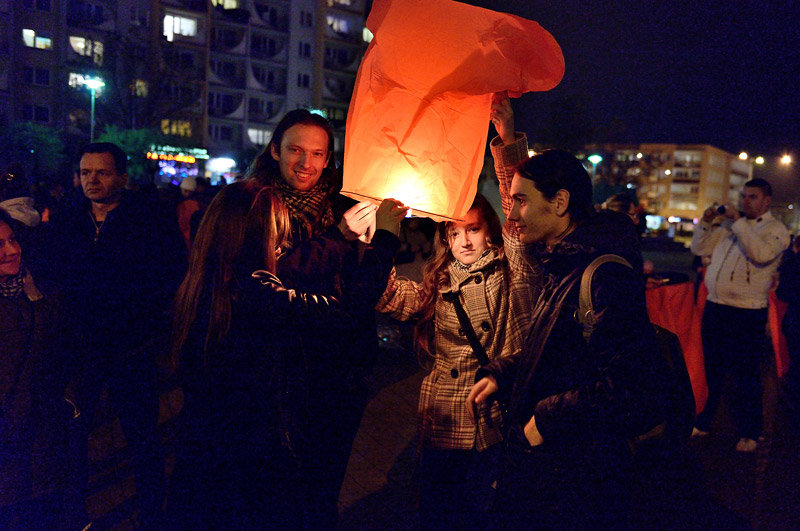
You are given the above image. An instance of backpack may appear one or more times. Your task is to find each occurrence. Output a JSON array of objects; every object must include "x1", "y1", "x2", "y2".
[{"x1": 576, "y1": 254, "x2": 696, "y2": 452}]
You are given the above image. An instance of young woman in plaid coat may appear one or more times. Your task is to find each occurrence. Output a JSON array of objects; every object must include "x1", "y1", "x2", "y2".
[{"x1": 375, "y1": 95, "x2": 538, "y2": 529}]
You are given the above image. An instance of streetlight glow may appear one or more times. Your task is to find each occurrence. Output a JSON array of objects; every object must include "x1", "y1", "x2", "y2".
[
  {"x1": 665, "y1": 169, "x2": 672, "y2": 176},
  {"x1": 738, "y1": 152, "x2": 748, "y2": 160},
  {"x1": 755, "y1": 156, "x2": 765, "y2": 165},
  {"x1": 781, "y1": 155, "x2": 792, "y2": 165},
  {"x1": 80, "y1": 77, "x2": 105, "y2": 142},
  {"x1": 587, "y1": 154, "x2": 602, "y2": 181}
]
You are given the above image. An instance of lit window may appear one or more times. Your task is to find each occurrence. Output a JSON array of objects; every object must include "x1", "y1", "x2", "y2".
[
  {"x1": 35, "y1": 36, "x2": 52, "y2": 49},
  {"x1": 327, "y1": 15, "x2": 350, "y2": 34},
  {"x1": 212, "y1": 0, "x2": 238, "y2": 7},
  {"x1": 22, "y1": 29, "x2": 50, "y2": 49},
  {"x1": 131, "y1": 79, "x2": 148, "y2": 97},
  {"x1": 247, "y1": 128, "x2": 273, "y2": 145},
  {"x1": 68, "y1": 72, "x2": 86, "y2": 88},
  {"x1": 69, "y1": 36, "x2": 104, "y2": 65},
  {"x1": 161, "y1": 119, "x2": 192, "y2": 137},
  {"x1": 163, "y1": 14, "x2": 198, "y2": 42}
]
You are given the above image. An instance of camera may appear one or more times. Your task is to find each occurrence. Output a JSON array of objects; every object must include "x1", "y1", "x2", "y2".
[{"x1": 716, "y1": 205, "x2": 728, "y2": 214}]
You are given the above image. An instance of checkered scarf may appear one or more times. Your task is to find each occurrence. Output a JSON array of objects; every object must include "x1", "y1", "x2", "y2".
[
  {"x1": 0, "y1": 268, "x2": 24, "y2": 298},
  {"x1": 275, "y1": 179, "x2": 335, "y2": 245}
]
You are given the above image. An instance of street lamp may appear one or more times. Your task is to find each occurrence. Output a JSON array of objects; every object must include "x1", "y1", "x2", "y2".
[
  {"x1": 81, "y1": 77, "x2": 105, "y2": 142},
  {"x1": 587, "y1": 154, "x2": 603, "y2": 180},
  {"x1": 781, "y1": 154, "x2": 792, "y2": 165}
]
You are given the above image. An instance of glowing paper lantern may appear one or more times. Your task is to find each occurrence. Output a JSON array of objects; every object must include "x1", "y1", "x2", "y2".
[{"x1": 342, "y1": 0, "x2": 564, "y2": 221}]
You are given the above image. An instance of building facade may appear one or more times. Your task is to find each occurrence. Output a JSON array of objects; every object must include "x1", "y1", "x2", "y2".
[
  {"x1": 1, "y1": 0, "x2": 370, "y2": 178},
  {"x1": 583, "y1": 142, "x2": 753, "y2": 222}
]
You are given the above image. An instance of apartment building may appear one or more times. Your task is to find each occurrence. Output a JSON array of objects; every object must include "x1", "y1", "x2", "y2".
[
  {"x1": 584, "y1": 143, "x2": 752, "y2": 222},
  {"x1": 2, "y1": 0, "x2": 369, "y2": 178}
]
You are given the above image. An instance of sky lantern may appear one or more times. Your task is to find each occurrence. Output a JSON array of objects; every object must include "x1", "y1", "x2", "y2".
[{"x1": 342, "y1": 0, "x2": 565, "y2": 221}]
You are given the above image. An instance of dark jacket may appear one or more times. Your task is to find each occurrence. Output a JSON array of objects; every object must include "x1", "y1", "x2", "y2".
[
  {"x1": 479, "y1": 210, "x2": 666, "y2": 525},
  {"x1": 169, "y1": 268, "x2": 364, "y2": 528},
  {"x1": 53, "y1": 192, "x2": 186, "y2": 375},
  {"x1": 0, "y1": 273, "x2": 70, "y2": 507}
]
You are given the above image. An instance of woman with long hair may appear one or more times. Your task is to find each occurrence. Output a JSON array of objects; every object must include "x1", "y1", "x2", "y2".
[
  {"x1": 377, "y1": 181, "x2": 538, "y2": 527},
  {"x1": 167, "y1": 182, "x2": 404, "y2": 528}
]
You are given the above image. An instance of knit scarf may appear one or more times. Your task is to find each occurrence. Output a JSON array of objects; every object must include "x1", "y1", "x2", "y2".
[
  {"x1": 0, "y1": 269, "x2": 25, "y2": 298},
  {"x1": 275, "y1": 179, "x2": 335, "y2": 245}
]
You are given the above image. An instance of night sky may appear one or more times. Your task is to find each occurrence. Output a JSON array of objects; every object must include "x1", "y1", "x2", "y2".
[{"x1": 457, "y1": 0, "x2": 800, "y2": 202}]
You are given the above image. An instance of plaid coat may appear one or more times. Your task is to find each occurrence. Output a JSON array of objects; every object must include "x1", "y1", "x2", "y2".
[{"x1": 376, "y1": 134, "x2": 538, "y2": 451}]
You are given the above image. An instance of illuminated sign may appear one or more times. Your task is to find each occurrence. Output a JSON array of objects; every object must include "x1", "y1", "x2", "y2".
[{"x1": 146, "y1": 144, "x2": 209, "y2": 165}]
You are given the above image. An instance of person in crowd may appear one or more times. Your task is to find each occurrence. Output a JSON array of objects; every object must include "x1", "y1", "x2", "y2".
[
  {"x1": 690, "y1": 179, "x2": 790, "y2": 452},
  {"x1": 0, "y1": 210, "x2": 76, "y2": 529},
  {"x1": 603, "y1": 192, "x2": 639, "y2": 226},
  {"x1": 466, "y1": 116, "x2": 666, "y2": 528},
  {"x1": 53, "y1": 142, "x2": 186, "y2": 527},
  {"x1": 777, "y1": 234, "x2": 800, "y2": 430},
  {"x1": 0, "y1": 165, "x2": 54, "y2": 281},
  {"x1": 176, "y1": 176, "x2": 201, "y2": 251},
  {"x1": 166, "y1": 182, "x2": 405, "y2": 528},
  {"x1": 246, "y1": 109, "x2": 399, "y2": 526},
  {"x1": 375, "y1": 95, "x2": 538, "y2": 530}
]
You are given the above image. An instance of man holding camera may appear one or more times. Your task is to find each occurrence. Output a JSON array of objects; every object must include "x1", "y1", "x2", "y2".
[{"x1": 691, "y1": 178, "x2": 790, "y2": 452}]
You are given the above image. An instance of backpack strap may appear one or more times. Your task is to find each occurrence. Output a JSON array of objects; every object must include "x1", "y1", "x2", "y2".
[{"x1": 577, "y1": 254, "x2": 632, "y2": 341}]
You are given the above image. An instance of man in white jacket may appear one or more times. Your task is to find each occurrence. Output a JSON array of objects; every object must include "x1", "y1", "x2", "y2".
[{"x1": 691, "y1": 178, "x2": 790, "y2": 452}]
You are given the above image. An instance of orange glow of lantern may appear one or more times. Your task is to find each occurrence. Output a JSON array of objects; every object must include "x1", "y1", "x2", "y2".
[{"x1": 342, "y1": 0, "x2": 564, "y2": 221}]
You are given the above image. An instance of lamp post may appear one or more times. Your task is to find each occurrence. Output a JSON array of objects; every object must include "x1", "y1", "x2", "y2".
[
  {"x1": 81, "y1": 77, "x2": 105, "y2": 142},
  {"x1": 587, "y1": 154, "x2": 603, "y2": 181}
]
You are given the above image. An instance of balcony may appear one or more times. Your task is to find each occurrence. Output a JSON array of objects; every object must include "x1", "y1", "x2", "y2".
[
  {"x1": 211, "y1": 5, "x2": 250, "y2": 24},
  {"x1": 324, "y1": 44, "x2": 361, "y2": 73},
  {"x1": 254, "y1": 2, "x2": 289, "y2": 32},
  {"x1": 322, "y1": 73, "x2": 354, "y2": 101},
  {"x1": 66, "y1": 0, "x2": 111, "y2": 29}
]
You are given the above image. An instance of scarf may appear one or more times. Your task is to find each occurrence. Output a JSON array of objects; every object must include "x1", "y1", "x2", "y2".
[
  {"x1": 275, "y1": 179, "x2": 335, "y2": 245},
  {"x1": 0, "y1": 269, "x2": 25, "y2": 298}
]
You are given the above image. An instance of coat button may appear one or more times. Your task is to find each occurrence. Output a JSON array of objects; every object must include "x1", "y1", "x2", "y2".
[
  {"x1": 481, "y1": 321, "x2": 491, "y2": 332},
  {"x1": 474, "y1": 276, "x2": 482, "y2": 284},
  {"x1": 458, "y1": 328, "x2": 464, "y2": 336},
  {"x1": 451, "y1": 368, "x2": 459, "y2": 378}
]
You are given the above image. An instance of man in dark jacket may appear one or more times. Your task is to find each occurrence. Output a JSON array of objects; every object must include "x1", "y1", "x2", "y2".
[
  {"x1": 467, "y1": 147, "x2": 665, "y2": 529},
  {"x1": 246, "y1": 110, "x2": 398, "y2": 527},
  {"x1": 54, "y1": 142, "x2": 185, "y2": 527}
]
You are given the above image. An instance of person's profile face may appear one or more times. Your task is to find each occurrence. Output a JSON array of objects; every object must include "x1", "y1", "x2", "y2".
[
  {"x1": 270, "y1": 124, "x2": 331, "y2": 192},
  {"x1": 79, "y1": 152, "x2": 128, "y2": 204},
  {"x1": 0, "y1": 221, "x2": 22, "y2": 281},
  {"x1": 508, "y1": 173, "x2": 561, "y2": 246}
]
